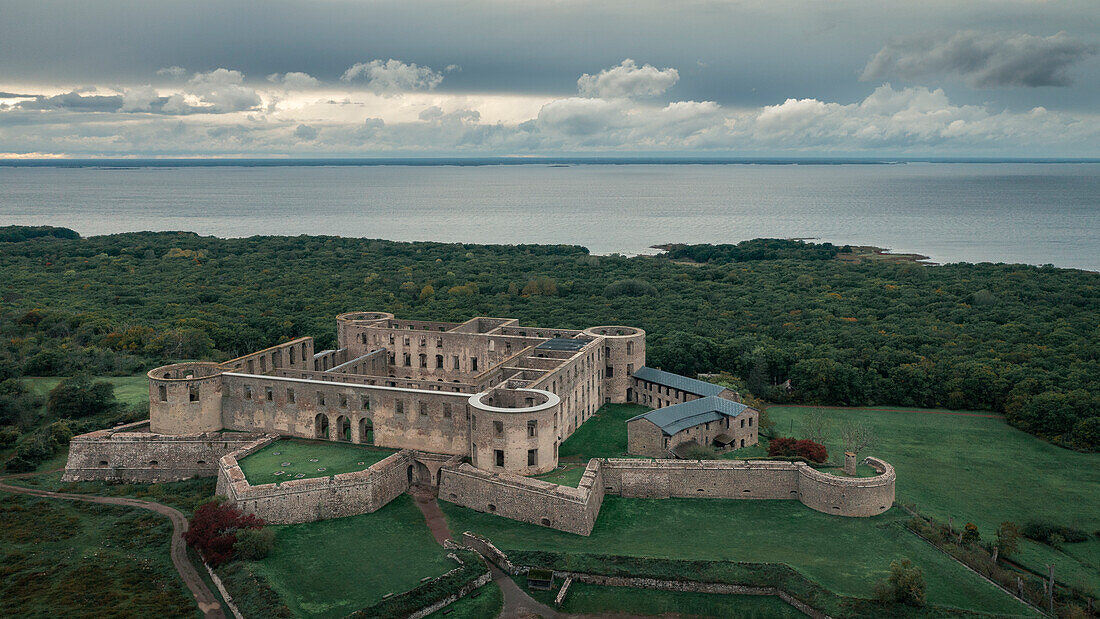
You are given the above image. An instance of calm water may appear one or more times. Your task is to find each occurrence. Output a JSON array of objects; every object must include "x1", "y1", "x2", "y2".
[{"x1": 1, "y1": 162, "x2": 1098, "y2": 269}]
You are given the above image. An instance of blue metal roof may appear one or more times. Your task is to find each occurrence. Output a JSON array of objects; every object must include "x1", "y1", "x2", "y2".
[
  {"x1": 627, "y1": 396, "x2": 749, "y2": 436},
  {"x1": 632, "y1": 366, "x2": 726, "y2": 397},
  {"x1": 536, "y1": 337, "x2": 592, "y2": 352}
]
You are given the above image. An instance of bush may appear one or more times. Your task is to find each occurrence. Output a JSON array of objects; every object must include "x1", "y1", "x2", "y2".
[
  {"x1": 767, "y1": 437, "x2": 828, "y2": 463},
  {"x1": 0, "y1": 426, "x2": 19, "y2": 447},
  {"x1": 603, "y1": 279, "x2": 658, "y2": 298},
  {"x1": 233, "y1": 527, "x2": 275, "y2": 561},
  {"x1": 1022, "y1": 520, "x2": 1088, "y2": 546},
  {"x1": 46, "y1": 374, "x2": 116, "y2": 419},
  {"x1": 184, "y1": 500, "x2": 264, "y2": 566},
  {"x1": 873, "y1": 558, "x2": 925, "y2": 607}
]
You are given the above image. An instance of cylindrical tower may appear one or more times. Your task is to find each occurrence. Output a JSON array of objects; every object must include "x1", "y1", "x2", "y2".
[
  {"x1": 148, "y1": 362, "x2": 225, "y2": 434},
  {"x1": 584, "y1": 326, "x2": 646, "y2": 404},
  {"x1": 335, "y1": 311, "x2": 394, "y2": 353},
  {"x1": 467, "y1": 388, "x2": 561, "y2": 475}
]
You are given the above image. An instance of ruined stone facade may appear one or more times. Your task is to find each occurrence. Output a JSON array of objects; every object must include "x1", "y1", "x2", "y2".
[
  {"x1": 64, "y1": 311, "x2": 897, "y2": 533},
  {"x1": 142, "y1": 313, "x2": 648, "y2": 476}
]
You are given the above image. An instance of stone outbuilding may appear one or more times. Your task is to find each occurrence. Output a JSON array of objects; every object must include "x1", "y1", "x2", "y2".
[
  {"x1": 626, "y1": 396, "x2": 758, "y2": 458},
  {"x1": 630, "y1": 366, "x2": 741, "y2": 408}
]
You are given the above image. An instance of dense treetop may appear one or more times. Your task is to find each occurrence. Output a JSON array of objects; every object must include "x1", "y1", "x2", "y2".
[{"x1": 1, "y1": 230, "x2": 1097, "y2": 450}]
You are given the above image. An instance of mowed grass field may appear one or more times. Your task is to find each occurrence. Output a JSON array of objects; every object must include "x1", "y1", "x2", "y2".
[
  {"x1": 0, "y1": 493, "x2": 198, "y2": 618},
  {"x1": 249, "y1": 494, "x2": 455, "y2": 618},
  {"x1": 767, "y1": 405, "x2": 1100, "y2": 597},
  {"x1": 237, "y1": 438, "x2": 396, "y2": 483},
  {"x1": 441, "y1": 497, "x2": 1035, "y2": 616},
  {"x1": 22, "y1": 375, "x2": 151, "y2": 407}
]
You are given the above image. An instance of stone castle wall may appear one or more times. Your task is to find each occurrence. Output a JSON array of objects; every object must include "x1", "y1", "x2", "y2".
[
  {"x1": 62, "y1": 420, "x2": 272, "y2": 483},
  {"x1": 438, "y1": 459, "x2": 605, "y2": 535},
  {"x1": 215, "y1": 440, "x2": 415, "y2": 524},
  {"x1": 438, "y1": 456, "x2": 894, "y2": 535}
]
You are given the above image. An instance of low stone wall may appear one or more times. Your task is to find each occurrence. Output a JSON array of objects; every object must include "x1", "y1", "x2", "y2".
[
  {"x1": 216, "y1": 441, "x2": 413, "y2": 524},
  {"x1": 600, "y1": 457, "x2": 894, "y2": 517},
  {"x1": 438, "y1": 459, "x2": 605, "y2": 535},
  {"x1": 443, "y1": 456, "x2": 894, "y2": 536},
  {"x1": 62, "y1": 420, "x2": 273, "y2": 483}
]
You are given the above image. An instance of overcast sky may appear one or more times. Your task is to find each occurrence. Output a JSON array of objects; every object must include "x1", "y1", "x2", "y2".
[{"x1": 1, "y1": 0, "x2": 1098, "y2": 157}]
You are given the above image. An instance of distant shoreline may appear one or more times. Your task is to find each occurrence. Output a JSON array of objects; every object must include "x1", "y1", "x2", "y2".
[
  {"x1": 3, "y1": 157, "x2": 1100, "y2": 168},
  {"x1": 651, "y1": 242, "x2": 935, "y2": 266}
]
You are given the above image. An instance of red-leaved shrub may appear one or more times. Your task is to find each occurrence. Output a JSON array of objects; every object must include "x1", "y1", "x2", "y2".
[
  {"x1": 768, "y1": 437, "x2": 828, "y2": 463},
  {"x1": 184, "y1": 500, "x2": 264, "y2": 566}
]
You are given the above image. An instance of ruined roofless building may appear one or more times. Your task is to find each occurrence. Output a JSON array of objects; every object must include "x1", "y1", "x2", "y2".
[{"x1": 144, "y1": 312, "x2": 757, "y2": 476}]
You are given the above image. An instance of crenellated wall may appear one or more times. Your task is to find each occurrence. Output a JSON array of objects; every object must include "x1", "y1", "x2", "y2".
[{"x1": 62, "y1": 420, "x2": 272, "y2": 483}]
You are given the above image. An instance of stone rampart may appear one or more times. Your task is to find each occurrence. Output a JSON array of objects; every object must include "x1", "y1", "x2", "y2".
[
  {"x1": 216, "y1": 442, "x2": 413, "y2": 524},
  {"x1": 442, "y1": 456, "x2": 893, "y2": 536},
  {"x1": 62, "y1": 420, "x2": 273, "y2": 483},
  {"x1": 438, "y1": 459, "x2": 604, "y2": 535}
]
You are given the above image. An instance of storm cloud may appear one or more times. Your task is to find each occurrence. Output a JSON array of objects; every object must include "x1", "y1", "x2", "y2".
[{"x1": 862, "y1": 31, "x2": 1097, "y2": 88}]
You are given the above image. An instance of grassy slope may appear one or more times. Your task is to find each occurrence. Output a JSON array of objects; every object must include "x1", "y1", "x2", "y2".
[
  {"x1": 250, "y1": 494, "x2": 455, "y2": 618},
  {"x1": 22, "y1": 375, "x2": 151, "y2": 407},
  {"x1": 237, "y1": 438, "x2": 396, "y2": 483},
  {"x1": 423, "y1": 581, "x2": 503, "y2": 619},
  {"x1": 768, "y1": 405, "x2": 1100, "y2": 596},
  {"x1": 559, "y1": 582, "x2": 804, "y2": 618},
  {"x1": 441, "y1": 498, "x2": 1033, "y2": 616},
  {"x1": 0, "y1": 493, "x2": 198, "y2": 618},
  {"x1": 558, "y1": 403, "x2": 650, "y2": 460}
]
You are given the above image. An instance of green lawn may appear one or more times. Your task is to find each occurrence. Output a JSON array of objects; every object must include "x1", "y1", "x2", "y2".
[
  {"x1": 767, "y1": 405, "x2": 1100, "y2": 596},
  {"x1": 250, "y1": 494, "x2": 455, "y2": 618},
  {"x1": 237, "y1": 438, "x2": 397, "y2": 484},
  {"x1": 423, "y1": 582, "x2": 503, "y2": 619},
  {"x1": 0, "y1": 492, "x2": 198, "y2": 618},
  {"x1": 558, "y1": 582, "x2": 805, "y2": 618},
  {"x1": 22, "y1": 375, "x2": 151, "y2": 407},
  {"x1": 559, "y1": 403, "x2": 650, "y2": 460},
  {"x1": 441, "y1": 497, "x2": 1035, "y2": 616},
  {"x1": 529, "y1": 462, "x2": 588, "y2": 487}
]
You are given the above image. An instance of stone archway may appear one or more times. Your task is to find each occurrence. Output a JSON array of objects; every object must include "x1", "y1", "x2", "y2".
[
  {"x1": 315, "y1": 413, "x2": 330, "y2": 439},
  {"x1": 336, "y1": 415, "x2": 351, "y2": 441},
  {"x1": 358, "y1": 417, "x2": 373, "y2": 444},
  {"x1": 408, "y1": 460, "x2": 432, "y2": 486}
]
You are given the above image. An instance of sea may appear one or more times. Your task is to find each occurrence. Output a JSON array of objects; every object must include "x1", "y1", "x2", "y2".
[{"x1": 1, "y1": 159, "x2": 1098, "y2": 270}]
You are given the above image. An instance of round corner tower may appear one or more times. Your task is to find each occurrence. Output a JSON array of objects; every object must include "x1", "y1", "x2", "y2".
[
  {"x1": 467, "y1": 388, "x2": 561, "y2": 475},
  {"x1": 148, "y1": 362, "x2": 225, "y2": 434},
  {"x1": 584, "y1": 325, "x2": 646, "y2": 404}
]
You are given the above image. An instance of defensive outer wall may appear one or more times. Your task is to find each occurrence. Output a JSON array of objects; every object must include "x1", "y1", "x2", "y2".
[
  {"x1": 62, "y1": 420, "x2": 272, "y2": 483},
  {"x1": 210, "y1": 444, "x2": 894, "y2": 531},
  {"x1": 436, "y1": 456, "x2": 895, "y2": 535}
]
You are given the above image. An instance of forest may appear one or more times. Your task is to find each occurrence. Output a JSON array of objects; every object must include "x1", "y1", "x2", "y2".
[{"x1": 1, "y1": 227, "x2": 1097, "y2": 451}]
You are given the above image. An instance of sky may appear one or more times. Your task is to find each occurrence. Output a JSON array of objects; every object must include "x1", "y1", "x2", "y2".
[{"x1": 1, "y1": 0, "x2": 1098, "y2": 158}]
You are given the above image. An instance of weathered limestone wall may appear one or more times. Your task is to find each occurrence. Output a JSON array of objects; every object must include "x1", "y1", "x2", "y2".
[
  {"x1": 467, "y1": 389, "x2": 561, "y2": 475},
  {"x1": 216, "y1": 441, "x2": 414, "y2": 524},
  {"x1": 600, "y1": 458, "x2": 894, "y2": 517},
  {"x1": 148, "y1": 362, "x2": 225, "y2": 434},
  {"x1": 218, "y1": 373, "x2": 472, "y2": 455},
  {"x1": 218, "y1": 337, "x2": 315, "y2": 375},
  {"x1": 441, "y1": 457, "x2": 894, "y2": 536},
  {"x1": 797, "y1": 457, "x2": 896, "y2": 517},
  {"x1": 529, "y1": 340, "x2": 603, "y2": 439},
  {"x1": 584, "y1": 326, "x2": 646, "y2": 404},
  {"x1": 626, "y1": 418, "x2": 666, "y2": 457},
  {"x1": 62, "y1": 420, "x2": 272, "y2": 483},
  {"x1": 438, "y1": 459, "x2": 605, "y2": 535}
]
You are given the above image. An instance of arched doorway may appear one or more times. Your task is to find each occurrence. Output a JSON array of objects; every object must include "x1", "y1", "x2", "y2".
[
  {"x1": 315, "y1": 414, "x2": 329, "y2": 439},
  {"x1": 358, "y1": 417, "x2": 373, "y2": 444},
  {"x1": 336, "y1": 415, "x2": 351, "y2": 441},
  {"x1": 407, "y1": 460, "x2": 432, "y2": 486}
]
